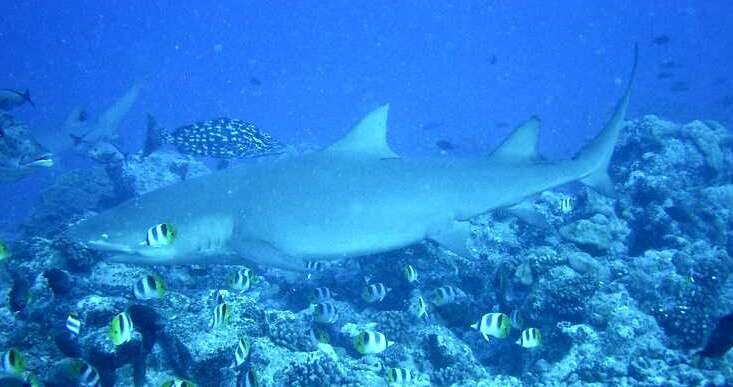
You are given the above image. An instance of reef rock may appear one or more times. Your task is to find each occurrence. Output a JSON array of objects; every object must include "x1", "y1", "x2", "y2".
[{"x1": 121, "y1": 151, "x2": 211, "y2": 195}]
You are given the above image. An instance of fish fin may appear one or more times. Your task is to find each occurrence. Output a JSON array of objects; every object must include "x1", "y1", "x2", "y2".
[
  {"x1": 428, "y1": 220, "x2": 473, "y2": 258},
  {"x1": 23, "y1": 89, "x2": 35, "y2": 108},
  {"x1": 422, "y1": 312, "x2": 431, "y2": 324},
  {"x1": 143, "y1": 114, "x2": 165, "y2": 156},
  {"x1": 97, "y1": 83, "x2": 142, "y2": 137},
  {"x1": 576, "y1": 44, "x2": 638, "y2": 198},
  {"x1": 470, "y1": 322, "x2": 478, "y2": 330},
  {"x1": 506, "y1": 200, "x2": 550, "y2": 228},
  {"x1": 325, "y1": 104, "x2": 398, "y2": 158},
  {"x1": 488, "y1": 116, "x2": 541, "y2": 163},
  {"x1": 482, "y1": 333, "x2": 491, "y2": 342}
]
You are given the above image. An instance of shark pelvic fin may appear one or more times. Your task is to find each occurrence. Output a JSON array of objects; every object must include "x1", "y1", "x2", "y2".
[
  {"x1": 489, "y1": 117, "x2": 541, "y2": 163},
  {"x1": 428, "y1": 220, "x2": 473, "y2": 258},
  {"x1": 506, "y1": 200, "x2": 550, "y2": 228},
  {"x1": 326, "y1": 104, "x2": 398, "y2": 158}
]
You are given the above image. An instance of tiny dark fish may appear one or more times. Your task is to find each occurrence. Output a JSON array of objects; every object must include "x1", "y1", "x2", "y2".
[
  {"x1": 145, "y1": 115, "x2": 283, "y2": 159},
  {"x1": 657, "y1": 72, "x2": 675, "y2": 80},
  {"x1": 489, "y1": 55, "x2": 497, "y2": 65},
  {"x1": 249, "y1": 77, "x2": 262, "y2": 87},
  {"x1": 659, "y1": 60, "x2": 678, "y2": 69},
  {"x1": 78, "y1": 110, "x2": 88, "y2": 122},
  {"x1": 670, "y1": 82, "x2": 690, "y2": 92},
  {"x1": 697, "y1": 312, "x2": 733, "y2": 357},
  {"x1": 719, "y1": 95, "x2": 733, "y2": 107},
  {"x1": 653, "y1": 35, "x2": 671, "y2": 45},
  {"x1": 419, "y1": 121, "x2": 444, "y2": 131},
  {"x1": 436, "y1": 140, "x2": 456, "y2": 151},
  {"x1": 495, "y1": 122, "x2": 510, "y2": 129},
  {"x1": 713, "y1": 77, "x2": 729, "y2": 86}
]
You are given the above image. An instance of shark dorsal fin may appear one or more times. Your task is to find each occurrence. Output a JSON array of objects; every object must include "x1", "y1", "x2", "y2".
[
  {"x1": 326, "y1": 104, "x2": 398, "y2": 158},
  {"x1": 489, "y1": 117, "x2": 541, "y2": 163}
]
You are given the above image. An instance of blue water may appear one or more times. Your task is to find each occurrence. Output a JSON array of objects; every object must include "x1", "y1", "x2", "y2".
[
  {"x1": 1, "y1": 2, "x2": 732, "y2": 386},
  {"x1": 2, "y1": 1, "x2": 732, "y2": 228}
]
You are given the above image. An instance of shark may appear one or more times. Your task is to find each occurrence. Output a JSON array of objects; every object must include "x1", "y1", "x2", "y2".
[
  {"x1": 40, "y1": 84, "x2": 141, "y2": 155},
  {"x1": 67, "y1": 50, "x2": 637, "y2": 271}
]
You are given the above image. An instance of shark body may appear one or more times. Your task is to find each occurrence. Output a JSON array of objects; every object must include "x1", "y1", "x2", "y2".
[{"x1": 68, "y1": 52, "x2": 636, "y2": 270}]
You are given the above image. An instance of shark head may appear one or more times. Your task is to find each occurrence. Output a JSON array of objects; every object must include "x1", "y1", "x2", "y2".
[
  {"x1": 67, "y1": 200, "x2": 237, "y2": 265},
  {"x1": 0, "y1": 113, "x2": 53, "y2": 181}
]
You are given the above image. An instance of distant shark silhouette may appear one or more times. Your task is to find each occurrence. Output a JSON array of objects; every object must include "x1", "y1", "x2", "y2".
[
  {"x1": 42, "y1": 84, "x2": 141, "y2": 154},
  {"x1": 67, "y1": 50, "x2": 637, "y2": 271}
]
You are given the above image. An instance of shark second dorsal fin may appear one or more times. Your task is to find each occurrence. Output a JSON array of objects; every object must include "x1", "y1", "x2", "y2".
[
  {"x1": 326, "y1": 104, "x2": 398, "y2": 158},
  {"x1": 489, "y1": 117, "x2": 541, "y2": 163}
]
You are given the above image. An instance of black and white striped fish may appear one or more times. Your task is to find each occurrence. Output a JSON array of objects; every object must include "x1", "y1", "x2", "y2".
[
  {"x1": 144, "y1": 223, "x2": 175, "y2": 247},
  {"x1": 77, "y1": 360, "x2": 101, "y2": 387},
  {"x1": 232, "y1": 336, "x2": 251, "y2": 368},
  {"x1": 210, "y1": 302, "x2": 231, "y2": 330},
  {"x1": 516, "y1": 327, "x2": 542, "y2": 348},
  {"x1": 312, "y1": 302, "x2": 339, "y2": 324},
  {"x1": 145, "y1": 116, "x2": 283, "y2": 159},
  {"x1": 229, "y1": 268, "x2": 257, "y2": 291},
  {"x1": 133, "y1": 274, "x2": 166, "y2": 300},
  {"x1": 310, "y1": 287, "x2": 334, "y2": 303},
  {"x1": 109, "y1": 311, "x2": 134, "y2": 346},
  {"x1": 559, "y1": 196, "x2": 574, "y2": 214},
  {"x1": 66, "y1": 312, "x2": 82, "y2": 337}
]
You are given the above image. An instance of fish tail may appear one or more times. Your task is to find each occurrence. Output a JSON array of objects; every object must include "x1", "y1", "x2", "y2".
[
  {"x1": 575, "y1": 43, "x2": 638, "y2": 197},
  {"x1": 23, "y1": 89, "x2": 35, "y2": 107},
  {"x1": 143, "y1": 114, "x2": 168, "y2": 156}
]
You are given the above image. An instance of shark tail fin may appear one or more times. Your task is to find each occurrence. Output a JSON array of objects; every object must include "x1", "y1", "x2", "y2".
[
  {"x1": 575, "y1": 44, "x2": 638, "y2": 197},
  {"x1": 143, "y1": 114, "x2": 168, "y2": 157},
  {"x1": 23, "y1": 89, "x2": 35, "y2": 108}
]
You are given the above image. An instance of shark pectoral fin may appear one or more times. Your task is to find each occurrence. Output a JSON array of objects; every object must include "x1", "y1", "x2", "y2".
[
  {"x1": 506, "y1": 200, "x2": 550, "y2": 228},
  {"x1": 325, "y1": 104, "x2": 399, "y2": 159},
  {"x1": 488, "y1": 117, "x2": 541, "y2": 163},
  {"x1": 235, "y1": 239, "x2": 306, "y2": 272},
  {"x1": 428, "y1": 220, "x2": 473, "y2": 258}
]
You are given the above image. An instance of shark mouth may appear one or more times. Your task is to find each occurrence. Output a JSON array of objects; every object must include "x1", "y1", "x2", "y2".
[{"x1": 23, "y1": 153, "x2": 54, "y2": 168}]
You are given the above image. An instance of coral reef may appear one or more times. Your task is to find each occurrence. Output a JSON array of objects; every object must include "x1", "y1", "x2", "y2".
[{"x1": 1, "y1": 116, "x2": 732, "y2": 386}]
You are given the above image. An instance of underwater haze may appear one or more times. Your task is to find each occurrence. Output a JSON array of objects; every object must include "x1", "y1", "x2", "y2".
[{"x1": 0, "y1": 1, "x2": 732, "y2": 386}]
